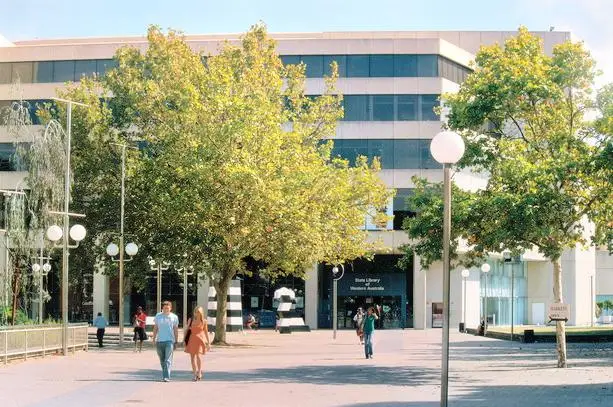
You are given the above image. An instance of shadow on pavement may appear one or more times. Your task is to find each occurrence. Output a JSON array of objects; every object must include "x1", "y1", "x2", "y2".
[
  {"x1": 115, "y1": 365, "x2": 445, "y2": 387},
  {"x1": 340, "y1": 382, "x2": 613, "y2": 407}
]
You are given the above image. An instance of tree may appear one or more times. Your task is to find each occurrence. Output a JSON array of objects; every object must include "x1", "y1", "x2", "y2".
[
  {"x1": 402, "y1": 28, "x2": 612, "y2": 368},
  {"x1": 59, "y1": 25, "x2": 391, "y2": 343}
]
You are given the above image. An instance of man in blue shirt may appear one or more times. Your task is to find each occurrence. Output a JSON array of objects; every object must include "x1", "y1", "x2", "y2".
[
  {"x1": 93, "y1": 312, "x2": 108, "y2": 347},
  {"x1": 152, "y1": 301, "x2": 179, "y2": 382}
]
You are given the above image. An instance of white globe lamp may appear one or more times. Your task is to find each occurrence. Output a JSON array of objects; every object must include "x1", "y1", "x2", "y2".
[
  {"x1": 46, "y1": 225, "x2": 63, "y2": 242},
  {"x1": 481, "y1": 263, "x2": 491, "y2": 273},
  {"x1": 69, "y1": 224, "x2": 87, "y2": 242},
  {"x1": 106, "y1": 243, "x2": 119, "y2": 257},
  {"x1": 430, "y1": 131, "x2": 465, "y2": 164},
  {"x1": 461, "y1": 269, "x2": 470, "y2": 278},
  {"x1": 125, "y1": 242, "x2": 139, "y2": 256},
  {"x1": 32, "y1": 263, "x2": 41, "y2": 273}
]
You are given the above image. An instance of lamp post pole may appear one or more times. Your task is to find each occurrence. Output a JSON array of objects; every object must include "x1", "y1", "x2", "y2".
[
  {"x1": 179, "y1": 267, "x2": 194, "y2": 328},
  {"x1": 429, "y1": 131, "x2": 465, "y2": 407},
  {"x1": 440, "y1": 162, "x2": 452, "y2": 406},
  {"x1": 149, "y1": 260, "x2": 170, "y2": 314},
  {"x1": 332, "y1": 264, "x2": 345, "y2": 340},
  {"x1": 481, "y1": 263, "x2": 491, "y2": 336},
  {"x1": 52, "y1": 97, "x2": 87, "y2": 356},
  {"x1": 461, "y1": 269, "x2": 469, "y2": 332},
  {"x1": 511, "y1": 264, "x2": 515, "y2": 342}
]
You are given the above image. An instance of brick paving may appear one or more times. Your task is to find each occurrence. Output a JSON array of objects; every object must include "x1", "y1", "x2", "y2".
[{"x1": 1, "y1": 329, "x2": 613, "y2": 406}]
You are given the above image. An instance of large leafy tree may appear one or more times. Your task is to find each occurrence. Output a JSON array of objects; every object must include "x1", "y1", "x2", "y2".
[
  {"x1": 402, "y1": 28, "x2": 612, "y2": 368},
  {"x1": 60, "y1": 25, "x2": 391, "y2": 343}
]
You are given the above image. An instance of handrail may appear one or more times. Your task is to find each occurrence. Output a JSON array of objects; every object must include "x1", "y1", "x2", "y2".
[{"x1": 1, "y1": 324, "x2": 89, "y2": 364}]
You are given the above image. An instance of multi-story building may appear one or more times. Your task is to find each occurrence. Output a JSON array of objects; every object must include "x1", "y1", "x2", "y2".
[{"x1": 1, "y1": 30, "x2": 610, "y2": 329}]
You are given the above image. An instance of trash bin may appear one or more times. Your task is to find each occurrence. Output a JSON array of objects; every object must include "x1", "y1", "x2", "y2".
[
  {"x1": 459, "y1": 322, "x2": 465, "y2": 332},
  {"x1": 523, "y1": 329, "x2": 535, "y2": 343}
]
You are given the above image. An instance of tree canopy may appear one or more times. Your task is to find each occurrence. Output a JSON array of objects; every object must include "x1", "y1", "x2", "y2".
[
  {"x1": 401, "y1": 27, "x2": 612, "y2": 367},
  {"x1": 57, "y1": 24, "x2": 391, "y2": 342}
]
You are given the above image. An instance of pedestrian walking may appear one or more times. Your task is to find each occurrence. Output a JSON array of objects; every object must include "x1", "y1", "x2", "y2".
[
  {"x1": 152, "y1": 301, "x2": 179, "y2": 382},
  {"x1": 353, "y1": 307, "x2": 365, "y2": 344},
  {"x1": 132, "y1": 306, "x2": 148, "y2": 352},
  {"x1": 363, "y1": 306, "x2": 378, "y2": 359},
  {"x1": 184, "y1": 306, "x2": 211, "y2": 381},
  {"x1": 93, "y1": 312, "x2": 108, "y2": 348}
]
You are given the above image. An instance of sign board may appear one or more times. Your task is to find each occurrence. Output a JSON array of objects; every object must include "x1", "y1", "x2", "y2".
[
  {"x1": 548, "y1": 303, "x2": 571, "y2": 322},
  {"x1": 250, "y1": 296, "x2": 259, "y2": 308}
]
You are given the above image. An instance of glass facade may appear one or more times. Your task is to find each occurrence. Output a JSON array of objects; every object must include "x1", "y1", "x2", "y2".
[
  {"x1": 0, "y1": 59, "x2": 118, "y2": 84},
  {"x1": 342, "y1": 94, "x2": 439, "y2": 121},
  {"x1": 330, "y1": 139, "x2": 441, "y2": 169},
  {"x1": 281, "y1": 54, "x2": 471, "y2": 83},
  {"x1": 0, "y1": 99, "x2": 50, "y2": 124},
  {"x1": 480, "y1": 260, "x2": 528, "y2": 326},
  {"x1": 0, "y1": 54, "x2": 471, "y2": 85},
  {"x1": 317, "y1": 254, "x2": 413, "y2": 329}
]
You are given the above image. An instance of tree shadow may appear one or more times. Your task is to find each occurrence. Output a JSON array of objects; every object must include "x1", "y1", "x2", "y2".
[{"x1": 115, "y1": 364, "x2": 449, "y2": 387}]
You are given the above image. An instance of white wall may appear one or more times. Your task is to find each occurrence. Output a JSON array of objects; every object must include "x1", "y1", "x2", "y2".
[
  {"x1": 526, "y1": 261, "x2": 552, "y2": 325},
  {"x1": 304, "y1": 263, "x2": 318, "y2": 329},
  {"x1": 596, "y1": 250, "x2": 613, "y2": 296}
]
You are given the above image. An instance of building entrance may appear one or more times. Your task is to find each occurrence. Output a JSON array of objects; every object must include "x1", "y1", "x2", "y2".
[{"x1": 337, "y1": 295, "x2": 403, "y2": 329}]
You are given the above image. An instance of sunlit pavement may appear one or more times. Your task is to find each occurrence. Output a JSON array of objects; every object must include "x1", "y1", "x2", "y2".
[{"x1": 1, "y1": 329, "x2": 612, "y2": 406}]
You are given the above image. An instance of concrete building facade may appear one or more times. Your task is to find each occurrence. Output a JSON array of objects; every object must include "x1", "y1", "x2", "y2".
[{"x1": 0, "y1": 29, "x2": 609, "y2": 329}]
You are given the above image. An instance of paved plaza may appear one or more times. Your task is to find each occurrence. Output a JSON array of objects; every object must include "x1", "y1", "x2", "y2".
[{"x1": 1, "y1": 329, "x2": 613, "y2": 406}]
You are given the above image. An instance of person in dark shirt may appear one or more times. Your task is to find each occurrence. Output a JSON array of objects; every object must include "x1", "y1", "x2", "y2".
[{"x1": 363, "y1": 307, "x2": 379, "y2": 359}]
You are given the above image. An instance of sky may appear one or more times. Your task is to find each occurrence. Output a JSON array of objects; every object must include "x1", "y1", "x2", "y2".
[{"x1": 1, "y1": 0, "x2": 612, "y2": 86}]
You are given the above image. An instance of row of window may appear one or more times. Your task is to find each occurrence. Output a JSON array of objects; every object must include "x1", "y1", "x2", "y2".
[
  {"x1": 0, "y1": 143, "x2": 26, "y2": 171},
  {"x1": 0, "y1": 59, "x2": 119, "y2": 84},
  {"x1": 342, "y1": 94, "x2": 439, "y2": 121},
  {"x1": 2, "y1": 94, "x2": 440, "y2": 124},
  {"x1": 0, "y1": 54, "x2": 471, "y2": 85},
  {"x1": 330, "y1": 139, "x2": 441, "y2": 169},
  {"x1": 281, "y1": 55, "x2": 471, "y2": 83}
]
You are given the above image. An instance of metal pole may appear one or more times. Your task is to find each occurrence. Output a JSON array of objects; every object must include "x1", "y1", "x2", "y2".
[
  {"x1": 62, "y1": 102, "x2": 72, "y2": 356},
  {"x1": 157, "y1": 265, "x2": 161, "y2": 314},
  {"x1": 440, "y1": 164, "x2": 451, "y2": 407},
  {"x1": 333, "y1": 278, "x2": 337, "y2": 340},
  {"x1": 590, "y1": 275, "x2": 594, "y2": 328},
  {"x1": 39, "y1": 234, "x2": 44, "y2": 323},
  {"x1": 484, "y1": 273, "x2": 488, "y2": 335},
  {"x1": 3, "y1": 199, "x2": 8, "y2": 325},
  {"x1": 118, "y1": 145, "x2": 126, "y2": 345},
  {"x1": 511, "y1": 264, "x2": 515, "y2": 342},
  {"x1": 183, "y1": 269, "x2": 188, "y2": 328},
  {"x1": 463, "y1": 277, "x2": 467, "y2": 331}
]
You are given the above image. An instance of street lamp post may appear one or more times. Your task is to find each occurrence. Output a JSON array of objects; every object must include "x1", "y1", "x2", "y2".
[
  {"x1": 461, "y1": 269, "x2": 470, "y2": 332},
  {"x1": 31, "y1": 232, "x2": 52, "y2": 323},
  {"x1": 481, "y1": 263, "x2": 491, "y2": 335},
  {"x1": 149, "y1": 259, "x2": 170, "y2": 313},
  {"x1": 46, "y1": 222, "x2": 87, "y2": 355},
  {"x1": 106, "y1": 241, "x2": 139, "y2": 345},
  {"x1": 430, "y1": 130, "x2": 465, "y2": 407},
  {"x1": 178, "y1": 266, "x2": 195, "y2": 328},
  {"x1": 50, "y1": 97, "x2": 88, "y2": 356},
  {"x1": 331, "y1": 264, "x2": 345, "y2": 340}
]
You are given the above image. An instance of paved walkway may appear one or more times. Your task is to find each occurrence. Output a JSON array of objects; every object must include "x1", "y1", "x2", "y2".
[{"x1": 1, "y1": 329, "x2": 613, "y2": 406}]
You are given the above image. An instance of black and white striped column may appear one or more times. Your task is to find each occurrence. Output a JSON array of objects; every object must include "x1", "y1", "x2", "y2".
[
  {"x1": 207, "y1": 279, "x2": 243, "y2": 332},
  {"x1": 274, "y1": 287, "x2": 310, "y2": 334}
]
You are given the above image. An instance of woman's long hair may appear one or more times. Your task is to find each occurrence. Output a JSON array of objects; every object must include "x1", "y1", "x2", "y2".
[{"x1": 193, "y1": 306, "x2": 206, "y2": 323}]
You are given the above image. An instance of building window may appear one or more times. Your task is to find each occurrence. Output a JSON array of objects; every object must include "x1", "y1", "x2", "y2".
[
  {"x1": 417, "y1": 55, "x2": 438, "y2": 77},
  {"x1": 96, "y1": 59, "x2": 119, "y2": 76},
  {"x1": 329, "y1": 139, "x2": 441, "y2": 170},
  {"x1": 300, "y1": 55, "x2": 324, "y2": 78},
  {"x1": 11, "y1": 62, "x2": 34, "y2": 83},
  {"x1": 34, "y1": 61, "x2": 54, "y2": 83},
  {"x1": 393, "y1": 188, "x2": 416, "y2": 230},
  {"x1": 341, "y1": 94, "x2": 440, "y2": 121},
  {"x1": 75, "y1": 60, "x2": 98, "y2": 79},
  {"x1": 0, "y1": 63, "x2": 11, "y2": 84},
  {"x1": 346, "y1": 55, "x2": 370, "y2": 77},
  {"x1": 323, "y1": 55, "x2": 347, "y2": 77},
  {"x1": 370, "y1": 55, "x2": 394, "y2": 77},
  {"x1": 372, "y1": 95, "x2": 394, "y2": 121},
  {"x1": 53, "y1": 60, "x2": 76, "y2": 82}
]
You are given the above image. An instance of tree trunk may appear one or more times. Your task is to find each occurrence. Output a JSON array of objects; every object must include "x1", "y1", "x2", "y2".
[
  {"x1": 10, "y1": 267, "x2": 21, "y2": 325},
  {"x1": 552, "y1": 257, "x2": 567, "y2": 368},
  {"x1": 213, "y1": 273, "x2": 231, "y2": 345}
]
